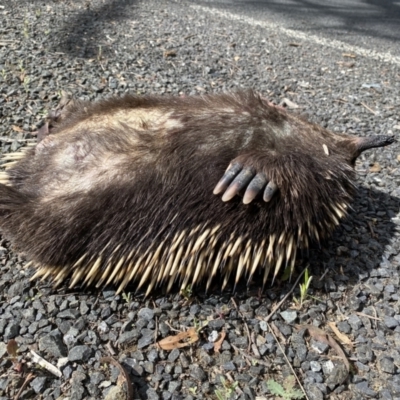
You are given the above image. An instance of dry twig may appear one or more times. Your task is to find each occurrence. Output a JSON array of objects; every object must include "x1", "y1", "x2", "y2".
[
  {"x1": 14, "y1": 372, "x2": 34, "y2": 400},
  {"x1": 30, "y1": 350, "x2": 61, "y2": 378},
  {"x1": 264, "y1": 265, "x2": 308, "y2": 322},
  {"x1": 361, "y1": 102, "x2": 377, "y2": 115},
  {"x1": 267, "y1": 322, "x2": 310, "y2": 400}
]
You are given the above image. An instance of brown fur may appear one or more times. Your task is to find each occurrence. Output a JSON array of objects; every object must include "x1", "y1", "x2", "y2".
[{"x1": 0, "y1": 90, "x2": 394, "y2": 294}]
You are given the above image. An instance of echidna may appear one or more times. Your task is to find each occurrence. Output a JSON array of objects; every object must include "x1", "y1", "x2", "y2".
[{"x1": 0, "y1": 90, "x2": 394, "y2": 295}]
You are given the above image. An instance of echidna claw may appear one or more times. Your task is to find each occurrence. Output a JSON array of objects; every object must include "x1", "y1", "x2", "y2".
[
  {"x1": 221, "y1": 167, "x2": 256, "y2": 202},
  {"x1": 213, "y1": 162, "x2": 243, "y2": 195},
  {"x1": 263, "y1": 181, "x2": 278, "y2": 202},
  {"x1": 243, "y1": 173, "x2": 268, "y2": 204}
]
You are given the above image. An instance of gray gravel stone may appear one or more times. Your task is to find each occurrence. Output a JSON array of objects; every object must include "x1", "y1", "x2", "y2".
[
  {"x1": 138, "y1": 307, "x2": 155, "y2": 320},
  {"x1": 306, "y1": 384, "x2": 324, "y2": 400},
  {"x1": 0, "y1": 343, "x2": 7, "y2": 358},
  {"x1": 310, "y1": 361, "x2": 322, "y2": 372},
  {"x1": 354, "y1": 381, "x2": 378, "y2": 398},
  {"x1": 30, "y1": 377, "x2": 47, "y2": 394},
  {"x1": 118, "y1": 330, "x2": 139, "y2": 345},
  {"x1": 138, "y1": 329, "x2": 155, "y2": 348},
  {"x1": 147, "y1": 388, "x2": 160, "y2": 400},
  {"x1": 104, "y1": 385, "x2": 126, "y2": 400},
  {"x1": 90, "y1": 372, "x2": 105, "y2": 385},
  {"x1": 189, "y1": 364, "x2": 207, "y2": 381},
  {"x1": 58, "y1": 309, "x2": 80, "y2": 319},
  {"x1": 280, "y1": 309, "x2": 298, "y2": 324},
  {"x1": 168, "y1": 348, "x2": 180, "y2": 363},
  {"x1": 384, "y1": 315, "x2": 399, "y2": 329},
  {"x1": 379, "y1": 356, "x2": 396, "y2": 374},
  {"x1": 70, "y1": 383, "x2": 86, "y2": 400},
  {"x1": 233, "y1": 336, "x2": 248, "y2": 349},
  {"x1": 336, "y1": 321, "x2": 351, "y2": 334},
  {"x1": 208, "y1": 319, "x2": 225, "y2": 331},
  {"x1": 311, "y1": 339, "x2": 329, "y2": 354},
  {"x1": 348, "y1": 314, "x2": 363, "y2": 331},
  {"x1": 4, "y1": 322, "x2": 19, "y2": 339},
  {"x1": 68, "y1": 345, "x2": 93, "y2": 362}
]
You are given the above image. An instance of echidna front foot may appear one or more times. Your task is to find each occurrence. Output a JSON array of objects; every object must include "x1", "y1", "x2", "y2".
[{"x1": 213, "y1": 161, "x2": 278, "y2": 204}]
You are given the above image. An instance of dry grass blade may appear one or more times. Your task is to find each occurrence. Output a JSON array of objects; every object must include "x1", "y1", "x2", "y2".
[
  {"x1": 231, "y1": 344, "x2": 271, "y2": 368},
  {"x1": 264, "y1": 265, "x2": 308, "y2": 323},
  {"x1": 297, "y1": 324, "x2": 350, "y2": 384},
  {"x1": 327, "y1": 321, "x2": 354, "y2": 349},
  {"x1": 14, "y1": 372, "x2": 34, "y2": 400},
  {"x1": 361, "y1": 102, "x2": 377, "y2": 115}
]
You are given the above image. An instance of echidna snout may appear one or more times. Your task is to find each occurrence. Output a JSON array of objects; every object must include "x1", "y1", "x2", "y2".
[{"x1": 0, "y1": 90, "x2": 395, "y2": 295}]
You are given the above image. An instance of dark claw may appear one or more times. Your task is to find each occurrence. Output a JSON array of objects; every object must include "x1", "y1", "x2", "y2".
[
  {"x1": 263, "y1": 181, "x2": 278, "y2": 202},
  {"x1": 222, "y1": 167, "x2": 256, "y2": 202},
  {"x1": 243, "y1": 173, "x2": 268, "y2": 204},
  {"x1": 213, "y1": 162, "x2": 243, "y2": 195}
]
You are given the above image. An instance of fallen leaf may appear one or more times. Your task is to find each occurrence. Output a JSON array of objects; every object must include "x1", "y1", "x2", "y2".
[
  {"x1": 157, "y1": 327, "x2": 199, "y2": 350},
  {"x1": 213, "y1": 331, "x2": 226, "y2": 353},
  {"x1": 369, "y1": 163, "x2": 381, "y2": 173},
  {"x1": 327, "y1": 322, "x2": 353, "y2": 348},
  {"x1": 7, "y1": 339, "x2": 18, "y2": 359},
  {"x1": 296, "y1": 324, "x2": 350, "y2": 383},
  {"x1": 12, "y1": 125, "x2": 23, "y2": 133}
]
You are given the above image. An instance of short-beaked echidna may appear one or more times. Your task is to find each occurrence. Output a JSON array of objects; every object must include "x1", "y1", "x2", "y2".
[{"x1": 0, "y1": 90, "x2": 395, "y2": 295}]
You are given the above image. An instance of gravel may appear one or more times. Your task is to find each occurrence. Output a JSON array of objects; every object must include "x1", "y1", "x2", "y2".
[{"x1": 0, "y1": 0, "x2": 400, "y2": 399}]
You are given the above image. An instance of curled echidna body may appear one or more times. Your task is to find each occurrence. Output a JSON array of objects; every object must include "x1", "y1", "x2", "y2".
[{"x1": 0, "y1": 90, "x2": 394, "y2": 295}]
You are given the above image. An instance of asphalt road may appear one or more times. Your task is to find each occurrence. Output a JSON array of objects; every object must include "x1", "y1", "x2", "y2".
[{"x1": 188, "y1": 0, "x2": 400, "y2": 60}]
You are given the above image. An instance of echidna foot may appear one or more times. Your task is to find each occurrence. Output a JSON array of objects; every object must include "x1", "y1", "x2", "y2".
[{"x1": 213, "y1": 161, "x2": 278, "y2": 204}]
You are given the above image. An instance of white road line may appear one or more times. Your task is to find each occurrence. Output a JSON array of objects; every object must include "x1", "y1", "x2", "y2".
[{"x1": 190, "y1": 5, "x2": 400, "y2": 66}]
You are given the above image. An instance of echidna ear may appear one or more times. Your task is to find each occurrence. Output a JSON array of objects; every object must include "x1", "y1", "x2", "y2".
[{"x1": 354, "y1": 135, "x2": 395, "y2": 154}]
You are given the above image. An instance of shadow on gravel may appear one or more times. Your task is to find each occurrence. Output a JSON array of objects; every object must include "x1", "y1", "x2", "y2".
[
  {"x1": 53, "y1": 0, "x2": 139, "y2": 58},
  {"x1": 192, "y1": 0, "x2": 400, "y2": 44},
  {"x1": 304, "y1": 186, "x2": 400, "y2": 287},
  {"x1": 181, "y1": 185, "x2": 400, "y2": 300}
]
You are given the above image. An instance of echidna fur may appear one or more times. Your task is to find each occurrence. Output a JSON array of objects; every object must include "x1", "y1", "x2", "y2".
[{"x1": 0, "y1": 90, "x2": 394, "y2": 295}]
